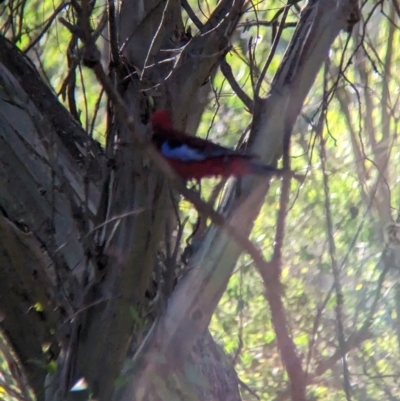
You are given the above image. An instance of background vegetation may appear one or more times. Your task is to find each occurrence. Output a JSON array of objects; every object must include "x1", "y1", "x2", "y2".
[{"x1": 1, "y1": 1, "x2": 399, "y2": 401}]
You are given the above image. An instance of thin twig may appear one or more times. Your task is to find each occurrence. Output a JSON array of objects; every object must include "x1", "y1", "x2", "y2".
[
  {"x1": 248, "y1": 37, "x2": 256, "y2": 93},
  {"x1": 255, "y1": 3, "x2": 290, "y2": 97},
  {"x1": 238, "y1": 20, "x2": 297, "y2": 29},
  {"x1": 78, "y1": 62, "x2": 89, "y2": 132},
  {"x1": 206, "y1": 81, "x2": 222, "y2": 140},
  {"x1": 319, "y1": 60, "x2": 352, "y2": 401},
  {"x1": 238, "y1": 378, "x2": 260, "y2": 400},
  {"x1": 141, "y1": 0, "x2": 171, "y2": 82},
  {"x1": 23, "y1": 1, "x2": 68, "y2": 54},
  {"x1": 89, "y1": 87, "x2": 105, "y2": 137},
  {"x1": 107, "y1": 0, "x2": 119, "y2": 65}
]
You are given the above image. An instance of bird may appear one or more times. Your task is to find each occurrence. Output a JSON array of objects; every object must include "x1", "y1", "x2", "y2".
[{"x1": 150, "y1": 109, "x2": 303, "y2": 182}]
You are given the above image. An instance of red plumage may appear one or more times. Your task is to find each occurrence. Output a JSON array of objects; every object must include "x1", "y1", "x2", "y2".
[
  {"x1": 150, "y1": 109, "x2": 174, "y2": 130},
  {"x1": 161, "y1": 157, "x2": 258, "y2": 181},
  {"x1": 150, "y1": 109, "x2": 302, "y2": 181}
]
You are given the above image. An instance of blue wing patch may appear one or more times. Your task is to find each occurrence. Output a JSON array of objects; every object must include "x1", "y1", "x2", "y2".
[{"x1": 161, "y1": 141, "x2": 206, "y2": 161}]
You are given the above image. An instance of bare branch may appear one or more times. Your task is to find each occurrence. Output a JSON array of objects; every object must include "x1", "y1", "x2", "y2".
[
  {"x1": 0, "y1": 35, "x2": 105, "y2": 182},
  {"x1": 107, "y1": 0, "x2": 119, "y2": 66},
  {"x1": 220, "y1": 59, "x2": 254, "y2": 112},
  {"x1": 319, "y1": 61, "x2": 352, "y2": 401},
  {"x1": 181, "y1": 0, "x2": 203, "y2": 30},
  {"x1": 23, "y1": 1, "x2": 68, "y2": 54},
  {"x1": 255, "y1": 3, "x2": 290, "y2": 97},
  {"x1": 255, "y1": 132, "x2": 306, "y2": 401}
]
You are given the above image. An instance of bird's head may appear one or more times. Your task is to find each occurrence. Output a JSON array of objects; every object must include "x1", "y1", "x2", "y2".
[{"x1": 150, "y1": 109, "x2": 173, "y2": 130}]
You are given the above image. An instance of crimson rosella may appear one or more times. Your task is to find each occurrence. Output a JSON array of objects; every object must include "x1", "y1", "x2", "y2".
[{"x1": 150, "y1": 109, "x2": 303, "y2": 182}]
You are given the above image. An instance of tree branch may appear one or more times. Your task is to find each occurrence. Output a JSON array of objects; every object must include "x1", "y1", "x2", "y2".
[
  {"x1": 0, "y1": 35, "x2": 105, "y2": 183},
  {"x1": 220, "y1": 59, "x2": 254, "y2": 112}
]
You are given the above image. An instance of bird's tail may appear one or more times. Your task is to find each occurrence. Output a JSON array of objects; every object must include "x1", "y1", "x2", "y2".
[{"x1": 249, "y1": 161, "x2": 305, "y2": 183}]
